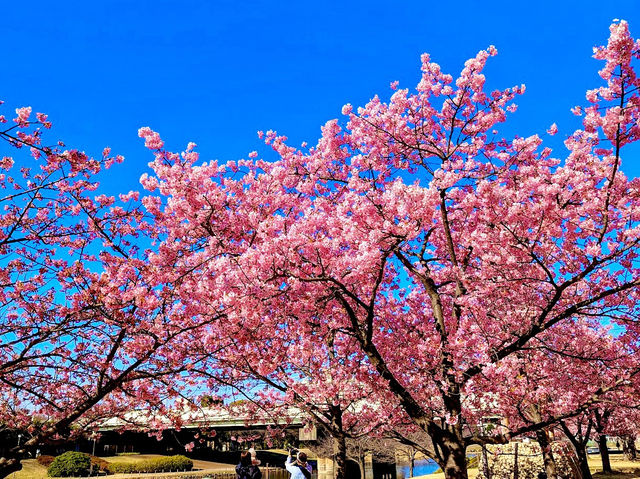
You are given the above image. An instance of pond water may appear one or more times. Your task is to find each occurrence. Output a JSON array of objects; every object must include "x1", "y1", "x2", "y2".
[{"x1": 396, "y1": 458, "x2": 440, "y2": 478}]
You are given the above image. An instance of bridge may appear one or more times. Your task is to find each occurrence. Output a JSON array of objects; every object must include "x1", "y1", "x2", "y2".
[{"x1": 95, "y1": 407, "x2": 385, "y2": 479}]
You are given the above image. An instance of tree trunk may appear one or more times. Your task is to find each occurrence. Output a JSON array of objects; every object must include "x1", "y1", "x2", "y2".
[
  {"x1": 333, "y1": 434, "x2": 347, "y2": 479},
  {"x1": 437, "y1": 439, "x2": 468, "y2": 479},
  {"x1": 357, "y1": 458, "x2": 365, "y2": 479},
  {"x1": 574, "y1": 446, "x2": 593, "y2": 479},
  {"x1": 560, "y1": 420, "x2": 592, "y2": 479},
  {"x1": 598, "y1": 434, "x2": 612, "y2": 473},
  {"x1": 536, "y1": 429, "x2": 559, "y2": 479},
  {"x1": 481, "y1": 446, "x2": 490, "y2": 479},
  {"x1": 622, "y1": 435, "x2": 637, "y2": 461},
  {"x1": 409, "y1": 454, "x2": 415, "y2": 478}
]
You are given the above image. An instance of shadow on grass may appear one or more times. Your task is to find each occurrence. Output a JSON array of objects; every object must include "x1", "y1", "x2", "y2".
[{"x1": 593, "y1": 466, "x2": 640, "y2": 479}]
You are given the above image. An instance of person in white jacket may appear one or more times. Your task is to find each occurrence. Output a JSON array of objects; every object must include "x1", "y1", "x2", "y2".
[{"x1": 285, "y1": 450, "x2": 312, "y2": 479}]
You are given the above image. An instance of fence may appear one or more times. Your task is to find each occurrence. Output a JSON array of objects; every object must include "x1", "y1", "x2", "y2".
[{"x1": 476, "y1": 442, "x2": 581, "y2": 479}]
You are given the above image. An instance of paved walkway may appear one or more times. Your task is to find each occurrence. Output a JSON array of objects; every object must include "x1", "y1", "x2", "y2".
[{"x1": 190, "y1": 459, "x2": 235, "y2": 472}]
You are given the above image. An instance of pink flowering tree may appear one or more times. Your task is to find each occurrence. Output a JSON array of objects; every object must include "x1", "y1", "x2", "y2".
[
  {"x1": 0, "y1": 106, "x2": 218, "y2": 478},
  {"x1": 138, "y1": 21, "x2": 640, "y2": 479},
  {"x1": 137, "y1": 177, "x2": 403, "y2": 478},
  {"x1": 589, "y1": 401, "x2": 640, "y2": 474},
  {"x1": 476, "y1": 321, "x2": 636, "y2": 479}
]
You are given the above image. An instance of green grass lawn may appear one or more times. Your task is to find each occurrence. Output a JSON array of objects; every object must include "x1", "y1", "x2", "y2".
[
  {"x1": 10, "y1": 459, "x2": 48, "y2": 479},
  {"x1": 10, "y1": 454, "x2": 169, "y2": 479}
]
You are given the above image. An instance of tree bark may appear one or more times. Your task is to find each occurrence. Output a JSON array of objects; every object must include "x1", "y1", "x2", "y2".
[
  {"x1": 436, "y1": 438, "x2": 468, "y2": 479},
  {"x1": 593, "y1": 409, "x2": 612, "y2": 474},
  {"x1": 481, "y1": 446, "x2": 491, "y2": 479},
  {"x1": 408, "y1": 449, "x2": 416, "y2": 478},
  {"x1": 622, "y1": 435, "x2": 637, "y2": 461},
  {"x1": 575, "y1": 446, "x2": 593, "y2": 479},
  {"x1": 357, "y1": 459, "x2": 365, "y2": 479},
  {"x1": 536, "y1": 429, "x2": 559, "y2": 479},
  {"x1": 560, "y1": 420, "x2": 593, "y2": 479},
  {"x1": 334, "y1": 434, "x2": 347, "y2": 479},
  {"x1": 598, "y1": 433, "x2": 612, "y2": 473}
]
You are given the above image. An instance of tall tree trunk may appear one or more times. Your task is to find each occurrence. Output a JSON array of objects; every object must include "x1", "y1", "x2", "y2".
[
  {"x1": 409, "y1": 452, "x2": 415, "y2": 478},
  {"x1": 536, "y1": 429, "x2": 559, "y2": 479},
  {"x1": 575, "y1": 446, "x2": 593, "y2": 479},
  {"x1": 437, "y1": 438, "x2": 468, "y2": 479},
  {"x1": 560, "y1": 419, "x2": 593, "y2": 479},
  {"x1": 333, "y1": 434, "x2": 347, "y2": 479},
  {"x1": 593, "y1": 409, "x2": 612, "y2": 474},
  {"x1": 598, "y1": 434, "x2": 612, "y2": 473},
  {"x1": 622, "y1": 435, "x2": 637, "y2": 461}
]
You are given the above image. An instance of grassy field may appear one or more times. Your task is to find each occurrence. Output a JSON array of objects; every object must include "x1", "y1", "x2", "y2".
[
  {"x1": 589, "y1": 456, "x2": 640, "y2": 478},
  {"x1": 10, "y1": 460, "x2": 48, "y2": 479},
  {"x1": 8, "y1": 455, "x2": 235, "y2": 479}
]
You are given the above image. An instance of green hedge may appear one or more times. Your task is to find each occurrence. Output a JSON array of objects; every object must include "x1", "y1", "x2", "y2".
[
  {"x1": 106, "y1": 455, "x2": 193, "y2": 474},
  {"x1": 48, "y1": 452, "x2": 91, "y2": 477},
  {"x1": 105, "y1": 463, "x2": 137, "y2": 474},
  {"x1": 43, "y1": 453, "x2": 110, "y2": 475}
]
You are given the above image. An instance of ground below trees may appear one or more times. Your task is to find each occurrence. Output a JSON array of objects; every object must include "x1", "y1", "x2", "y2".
[
  {"x1": 413, "y1": 455, "x2": 640, "y2": 479},
  {"x1": 8, "y1": 456, "x2": 234, "y2": 479}
]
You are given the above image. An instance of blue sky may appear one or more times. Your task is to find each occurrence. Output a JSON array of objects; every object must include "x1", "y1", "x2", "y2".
[{"x1": 2, "y1": 0, "x2": 640, "y2": 194}]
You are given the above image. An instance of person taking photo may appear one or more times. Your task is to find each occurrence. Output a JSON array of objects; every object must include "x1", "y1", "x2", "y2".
[{"x1": 285, "y1": 449, "x2": 312, "y2": 479}]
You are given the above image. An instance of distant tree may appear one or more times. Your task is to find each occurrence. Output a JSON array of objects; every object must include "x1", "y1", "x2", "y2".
[{"x1": 309, "y1": 431, "x2": 395, "y2": 479}]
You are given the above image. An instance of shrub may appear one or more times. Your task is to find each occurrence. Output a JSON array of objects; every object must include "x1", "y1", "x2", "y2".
[
  {"x1": 105, "y1": 463, "x2": 137, "y2": 474},
  {"x1": 106, "y1": 455, "x2": 193, "y2": 474},
  {"x1": 147, "y1": 456, "x2": 193, "y2": 472},
  {"x1": 89, "y1": 456, "x2": 110, "y2": 473},
  {"x1": 47, "y1": 452, "x2": 91, "y2": 477},
  {"x1": 37, "y1": 456, "x2": 56, "y2": 467}
]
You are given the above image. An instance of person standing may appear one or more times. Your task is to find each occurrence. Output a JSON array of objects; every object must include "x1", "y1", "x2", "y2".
[
  {"x1": 285, "y1": 449, "x2": 312, "y2": 479},
  {"x1": 236, "y1": 451, "x2": 262, "y2": 479}
]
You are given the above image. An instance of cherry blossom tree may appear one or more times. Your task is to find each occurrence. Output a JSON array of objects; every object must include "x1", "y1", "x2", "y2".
[
  {"x1": 475, "y1": 319, "x2": 637, "y2": 479},
  {"x1": 0, "y1": 106, "x2": 220, "y2": 478},
  {"x1": 608, "y1": 406, "x2": 640, "y2": 461},
  {"x1": 178, "y1": 288, "x2": 403, "y2": 479},
  {"x1": 138, "y1": 20, "x2": 640, "y2": 479}
]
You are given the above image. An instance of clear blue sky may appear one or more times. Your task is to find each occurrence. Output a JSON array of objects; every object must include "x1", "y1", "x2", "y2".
[{"x1": 2, "y1": 0, "x2": 640, "y2": 194}]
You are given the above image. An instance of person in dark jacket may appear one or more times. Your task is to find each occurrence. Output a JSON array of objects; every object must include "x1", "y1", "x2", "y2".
[{"x1": 236, "y1": 451, "x2": 262, "y2": 479}]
